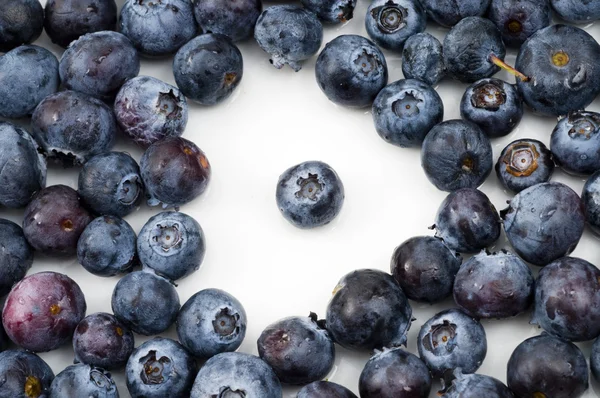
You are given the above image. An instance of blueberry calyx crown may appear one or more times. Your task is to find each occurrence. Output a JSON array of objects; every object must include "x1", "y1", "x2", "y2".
[
  {"x1": 24, "y1": 375, "x2": 42, "y2": 398},
  {"x1": 157, "y1": 90, "x2": 183, "y2": 120},
  {"x1": 421, "y1": 320, "x2": 457, "y2": 354},
  {"x1": 295, "y1": 173, "x2": 323, "y2": 201},
  {"x1": 460, "y1": 154, "x2": 475, "y2": 173},
  {"x1": 552, "y1": 51, "x2": 569, "y2": 67},
  {"x1": 118, "y1": 175, "x2": 142, "y2": 205},
  {"x1": 502, "y1": 142, "x2": 539, "y2": 177},
  {"x1": 152, "y1": 222, "x2": 183, "y2": 252},
  {"x1": 393, "y1": 91, "x2": 422, "y2": 118},
  {"x1": 337, "y1": 1, "x2": 355, "y2": 22},
  {"x1": 90, "y1": 368, "x2": 116, "y2": 391},
  {"x1": 567, "y1": 112, "x2": 600, "y2": 140},
  {"x1": 505, "y1": 19, "x2": 523, "y2": 34},
  {"x1": 309, "y1": 311, "x2": 328, "y2": 330},
  {"x1": 471, "y1": 82, "x2": 506, "y2": 111},
  {"x1": 353, "y1": 50, "x2": 381, "y2": 77},
  {"x1": 212, "y1": 308, "x2": 240, "y2": 337},
  {"x1": 140, "y1": 350, "x2": 171, "y2": 385},
  {"x1": 218, "y1": 387, "x2": 247, "y2": 398},
  {"x1": 371, "y1": 1, "x2": 408, "y2": 34}
]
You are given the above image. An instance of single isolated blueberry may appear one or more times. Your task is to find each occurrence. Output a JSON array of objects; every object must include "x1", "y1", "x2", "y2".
[
  {"x1": 44, "y1": 0, "x2": 118, "y2": 48},
  {"x1": 372, "y1": 78, "x2": 444, "y2": 147},
  {"x1": 190, "y1": 352, "x2": 282, "y2": 398},
  {"x1": 0, "y1": 350, "x2": 54, "y2": 398},
  {"x1": 401, "y1": 33, "x2": 446, "y2": 86},
  {"x1": 254, "y1": 5, "x2": 323, "y2": 71},
  {"x1": 592, "y1": 336, "x2": 600, "y2": 382},
  {"x1": 138, "y1": 211, "x2": 205, "y2": 281},
  {"x1": 276, "y1": 160, "x2": 344, "y2": 229},
  {"x1": 78, "y1": 152, "x2": 144, "y2": 217},
  {"x1": 77, "y1": 216, "x2": 137, "y2": 278},
  {"x1": 441, "y1": 371, "x2": 513, "y2": 398},
  {"x1": 315, "y1": 34, "x2": 388, "y2": 108},
  {"x1": 551, "y1": 0, "x2": 600, "y2": 23},
  {"x1": 495, "y1": 139, "x2": 554, "y2": 193},
  {"x1": 298, "y1": 381, "x2": 358, "y2": 398},
  {"x1": 49, "y1": 364, "x2": 118, "y2": 398},
  {"x1": 501, "y1": 182, "x2": 585, "y2": 266},
  {"x1": 114, "y1": 76, "x2": 188, "y2": 146},
  {"x1": 550, "y1": 111, "x2": 600, "y2": 175},
  {"x1": 0, "y1": 219, "x2": 33, "y2": 297},
  {"x1": 582, "y1": 170, "x2": 600, "y2": 233},
  {"x1": 31, "y1": 90, "x2": 117, "y2": 166},
  {"x1": 0, "y1": 0, "x2": 44, "y2": 52},
  {"x1": 173, "y1": 33, "x2": 243, "y2": 105},
  {"x1": 365, "y1": 0, "x2": 426, "y2": 52},
  {"x1": 487, "y1": 0, "x2": 551, "y2": 47},
  {"x1": 301, "y1": 0, "x2": 356, "y2": 23},
  {"x1": 193, "y1": 0, "x2": 261, "y2": 42},
  {"x1": 420, "y1": 0, "x2": 491, "y2": 27}
]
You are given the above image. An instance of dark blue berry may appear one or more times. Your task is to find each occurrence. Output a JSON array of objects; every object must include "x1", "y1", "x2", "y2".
[
  {"x1": 550, "y1": 111, "x2": 600, "y2": 175},
  {"x1": 442, "y1": 372, "x2": 513, "y2": 398},
  {"x1": 591, "y1": 336, "x2": 600, "y2": 382},
  {"x1": 551, "y1": 0, "x2": 600, "y2": 23},
  {"x1": 365, "y1": 0, "x2": 426, "y2": 52},
  {"x1": 420, "y1": 0, "x2": 490, "y2": 27},
  {"x1": 582, "y1": 170, "x2": 600, "y2": 233},
  {"x1": 49, "y1": 364, "x2": 118, "y2": 398},
  {"x1": 301, "y1": 0, "x2": 356, "y2": 23},
  {"x1": 0, "y1": 0, "x2": 44, "y2": 52},
  {"x1": 193, "y1": 0, "x2": 261, "y2": 42},
  {"x1": 0, "y1": 219, "x2": 33, "y2": 297},
  {"x1": 0, "y1": 350, "x2": 54, "y2": 398},
  {"x1": 487, "y1": 0, "x2": 551, "y2": 47},
  {"x1": 495, "y1": 139, "x2": 554, "y2": 193},
  {"x1": 401, "y1": 33, "x2": 446, "y2": 86},
  {"x1": 298, "y1": 381, "x2": 357, "y2": 398}
]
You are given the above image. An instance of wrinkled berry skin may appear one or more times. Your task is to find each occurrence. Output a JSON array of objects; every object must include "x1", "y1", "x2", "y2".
[
  {"x1": 453, "y1": 250, "x2": 534, "y2": 319},
  {"x1": 49, "y1": 364, "x2": 118, "y2": 398},
  {"x1": 298, "y1": 381, "x2": 358, "y2": 398},
  {"x1": 316, "y1": 35, "x2": 388, "y2": 108},
  {"x1": 140, "y1": 137, "x2": 211, "y2": 209},
  {"x1": 73, "y1": 312, "x2": 134, "y2": 370},
  {"x1": 390, "y1": 236, "x2": 462, "y2": 303},
  {"x1": 257, "y1": 314, "x2": 335, "y2": 385},
  {"x1": 0, "y1": 122, "x2": 46, "y2": 209},
  {"x1": 78, "y1": 152, "x2": 143, "y2": 217},
  {"x1": 533, "y1": 257, "x2": 600, "y2": 342},
  {"x1": 0, "y1": 45, "x2": 59, "y2": 119},
  {"x1": 32, "y1": 91, "x2": 117, "y2": 166},
  {"x1": 442, "y1": 372, "x2": 514, "y2": 398},
  {"x1": 417, "y1": 309, "x2": 487, "y2": 377},
  {"x1": 592, "y1": 337, "x2": 600, "y2": 382},
  {"x1": 420, "y1": 0, "x2": 490, "y2": 27},
  {"x1": 515, "y1": 25, "x2": 600, "y2": 117},
  {"x1": 126, "y1": 337, "x2": 196, "y2": 398},
  {"x1": 138, "y1": 211, "x2": 205, "y2": 281},
  {"x1": 301, "y1": 0, "x2": 356, "y2": 23},
  {"x1": 401, "y1": 33, "x2": 446, "y2": 86},
  {"x1": 582, "y1": 170, "x2": 600, "y2": 233},
  {"x1": 495, "y1": 139, "x2": 554, "y2": 193},
  {"x1": 23, "y1": 185, "x2": 93, "y2": 256},
  {"x1": 372, "y1": 79, "x2": 444, "y2": 148},
  {"x1": 507, "y1": 334, "x2": 588, "y2": 398},
  {"x1": 177, "y1": 288, "x2": 247, "y2": 359},
  {"x1": 254, "y1": 6, "x2": 323, "y2": 71},
  {"x1": 460, "y1": 78, "x2": 523, "y2": 138},
  {"x1": 193, "y1": 0, "x2": 261, "y2": 42},
  {"x1": 365, "y1": 0, "x2": 426, "y2": 52},
  {"x1": 488, "y1": 0, "x2": 551, "y2": 47},
  {"x1": 0, "y1": 350, "x2": 54, "y2": 398},
  {"x1": 59, "y1": 31, "x2": 140, "y2": 101},
  {"x1": 114, "y1": 76, "x2": 187, "y2": 146},
  {"x1": 502, "y1": 182, "x2": 585, "y2": 266},
  {"x1": 551, "y1": 111, "x2": 600, "y2": 175},
  {"x1": 0, "y1": 219, "x2": 33, "y2": 298},
  {"x1": 421, "y1": 120, "x2": 493, "y2": 192},
  {"x1": 44, "y1": 0, "x2": 118, "y2": 48},
  {"x1": 111, "y1": 270, "x2": 180, "y2": 336},
  {"x1": 2, "y1": 272, "x2": 87, "y2": 352},
  {"x1": 0, "y1": 0, "x2": 43, "y2": 52},
  {"x1": 359, "y1": 348, "x2": 432, "y2": 398},
  {"x1": 77, "y1": 216, "x2": 137, "y2": 278},
  {"x1": 551, "y1": 0, "x2": 600, "y2": 23},
  {"x1": 326, "y1": 269, "x2": 413, "y2": 350},
  {"x1": 276, "y1": 161, "x2": 344, "y2": 229},
  {"x1": 190, "y1": 352, "x2": 282, "y2": 398},
  {"x1": 173, "y1": 34, "x2": 243, "y2": 105}
]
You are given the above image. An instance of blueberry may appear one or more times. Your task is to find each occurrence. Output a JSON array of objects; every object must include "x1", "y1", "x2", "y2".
[
  {"x1": 515, "y1": 25, "x2": 600, "y2": 117},
  {"x1": 372, "y1": 79, "x2": 444, "y2": 148},
  {"x1": 254, "y1": 6, "x2": 323, "y2": 71},
  {"x1": 421, "y1": 120, "x2": 493, "y2": 192},
  {"x1": 140, "y1": 137, "x2": 211, "y2": 209},
  {"x1": 550, "y1": 0, "x2": 600, "y2": 23},
  {"x1": 59, "y1": 31, "x2": 141, "y2": 101},
  {"x1": 592, "y1": 336, "x2": 600, "y2": 382},
  {"x1": 49, "y1": 364, "x2": 118, "y2": 398},
  {"x1": 401, "y1": 33, "x2": 446, "y2": 86},
  {"x1": 507, "y1": 334, "x2": 588, "y2": 398},
  {"x1": 359, "y1": 347, "x2": 432, "y2": 398},
  {"x1": 297, "y1": 381, "x2": 357, "y2": 398},
  {"x1": 501, "y1": 182, "x2": 585, "y2": 266},
  {"x1": 31, "y1": 91, "x2": 117, "y2": 166},
  {"x1": 173, "y1": 34, "x2": 243, "y2": 105},
  {"x1": 453, "y1": 250, "x2": 534, "y2": 319},
  {"x1": 126, "y1": 337, "x2": 196, "y2": 398},
  {"x1": 44, "y1": 0, "x2": 118, "y2": 48},
  {"x1": 0, "y1": 219, "x2": 33, "y2": 298},
  {"x1": 487, "y1": 0, "x2": 551, "y2": 47},
  {"x1": 0, "y1": 122, "x2": 46, "y2": 208},
  {"x1": 390, "y1": 236, "x2": 462, "y2": 303},
  {"x1": 326, "y1": 269, "x2": 413, "y2": 350},
  {"x1": 177, "y1": 288, "x2": 246, "y2": 359},
  {"x1": 257, "y1": 314, "x2": 335, "y2": 385},
  {"x1": 111, "y1": 270, "x2": 180, "y2": 335},
  {"x1": 550, "y1": 111, "x2": 600, "y2": 175},
  {"x1": 120, "y1": 0, "x2": 198, "y2": 57},
  {"x1": 276, "y1": 160, "x2": 344, "y2": 229},
  {"x1": 138, "y1": 211, "x2": 205, "y2": 281},
  {"x1": 193, "y1": 0, "x2": 261, "y2": 42},
  {"x1": 114, "y1": 76, "x2": 188, "y2": 146},
  {"x1": 365, "y1": 0, "x2": 426, "y2": 52},
  {"x1": 190, "y1": 352, "x2": 282, "y2": 398},
  {"x1": 301, "y1": 0, "x2": 356, "y2": 23},
  {"x1": 73, "y1": 312, "x2": 134, "y2": 370},
  {"x1": 0, "y1": 350, "x2": 54, "y2": 398},
  {"x1": 315, "y1": 34, "x2": 388, "y2": 108},
  {"x1": 460, "y1": 78, "x2": 523, "y2": 138},
  {"x1": 0, "y1": 45, "x2": 59, "y2": 119},
  {"x1": 23, "y1": 185, "x2": 93, "y2": 256},
  {"x1": 441, "y1": 372, "x2": 513, "y2": 398},
  {"x1": 417, "y1": 308, "x2": 487, "y2": 377},
  {"x1": 582, "y1": 170, "x2": 600, "y2": 233},
  {"x1": 77, "y1": 216, "x2": 137, "y2": 278},
  {"x1": 78, "y1": 152, "x2": 144, "y2": 217},
  {"x1": 443, "y1": 17, "x2": 505, "y2": 83},
  {"x1": 495, "y1": 138, "x2": 554, "y2": 193},
  {"x1": 2, "y1": 271, "x2": 86, "y2": 352},
  {"x1": 0, "y1": 0, "x2": 44, "y2": 52},
  {"x1": 421, "y1": 0, "x2": 491, "y2": 27}
]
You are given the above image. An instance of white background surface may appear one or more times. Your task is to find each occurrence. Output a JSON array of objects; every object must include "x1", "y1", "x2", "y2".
[{"x1": 4, "y1": 0, "x2": 600, "y2": 396}]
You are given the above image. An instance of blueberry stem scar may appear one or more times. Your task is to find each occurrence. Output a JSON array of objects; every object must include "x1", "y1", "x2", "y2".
[{"x1": 489, "y1": 55, "x2": 530, "y2": 82}]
